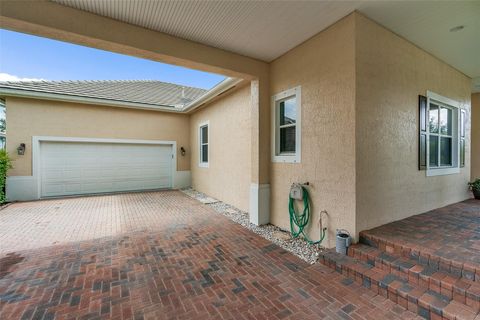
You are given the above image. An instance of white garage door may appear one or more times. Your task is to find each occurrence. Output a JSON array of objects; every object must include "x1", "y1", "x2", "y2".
[{"x1": 40, "y1": 141, "x2": 173, "y2": 197}]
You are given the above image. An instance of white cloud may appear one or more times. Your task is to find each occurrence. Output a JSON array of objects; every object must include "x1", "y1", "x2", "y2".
[{"x1": 0, "y1": 72, "x2": 45, "y2": 82}]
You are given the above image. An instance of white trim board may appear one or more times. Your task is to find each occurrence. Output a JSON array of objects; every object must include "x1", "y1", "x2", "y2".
[
  {"x1": 249, "y1": 183, "x2": 270, "y2": 225},
  {"x1": 427, "y1": 91, "x2": 461, "y2": 109},
  {"x1": 0, "y1": 88, "x2": 178, "y2": 113},
  {"x1": 174, "y1": 170, "x2": 192, "y2": 189},
  {"x1": 6, "y1": 176, "x2": 38, "y2": 201}
]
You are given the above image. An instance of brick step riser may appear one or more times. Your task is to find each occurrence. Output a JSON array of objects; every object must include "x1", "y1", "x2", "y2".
[
  {"x1": 319, "y1": 254, "x2": 441, "y2": 319},
  {"x1": 348, "y1": 246, "x2": 480, "y2": 311},
  {"x1": 319, "y1": 252, "x2": 480, "y2": 320},
  {"x1": 359, "y1": 233, "x2": 480, "y2": 283}
]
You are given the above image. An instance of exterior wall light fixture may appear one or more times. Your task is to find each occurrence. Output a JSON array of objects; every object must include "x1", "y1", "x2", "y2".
[
  {"x1": 17, "y1": 143, "x2": 26, "y2": 155},
  {"x1": 180, "y1": 147, "x2": 186, "y2": 156}
]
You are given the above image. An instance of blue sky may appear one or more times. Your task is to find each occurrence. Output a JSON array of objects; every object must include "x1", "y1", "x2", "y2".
[{"x1": 0, "y1": 29, "x2": 225, "y2": 89}]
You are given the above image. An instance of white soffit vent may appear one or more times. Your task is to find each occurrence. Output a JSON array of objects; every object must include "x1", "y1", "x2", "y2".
[
  {"x1": 51, "y1": 1, "x2": 480, "y2": 78},
  {"x1": 50, "y1": 0, "x2": 363, "y2": 62}
]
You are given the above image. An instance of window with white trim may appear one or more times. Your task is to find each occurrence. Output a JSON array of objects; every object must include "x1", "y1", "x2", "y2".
[
  {"x1": 272, "y1": 86, "x2": 301, "y2": 163},
  {"x1": 199, "y1": 122, "x2": 209, "y2": 167},
  {"x1": 426, "y1": 92, "x2": 462, "y2": 176}
]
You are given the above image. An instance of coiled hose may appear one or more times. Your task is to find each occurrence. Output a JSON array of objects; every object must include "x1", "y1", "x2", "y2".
[{"x1": 288, "y1": 185, "x2": 327, "y2": 245}]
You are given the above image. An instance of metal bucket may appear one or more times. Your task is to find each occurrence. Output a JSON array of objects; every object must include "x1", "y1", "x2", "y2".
[{"x1": 336, "y1": 229, "x2": 351, "y2": 255}]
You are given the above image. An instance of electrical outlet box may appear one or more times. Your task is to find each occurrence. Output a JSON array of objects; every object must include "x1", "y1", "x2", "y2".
[{"x1": 290, "y1": 184, "x2": 303, "y2": 200}]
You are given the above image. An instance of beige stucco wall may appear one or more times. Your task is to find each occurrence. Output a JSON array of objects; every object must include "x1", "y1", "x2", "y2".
[
  {"x1": 189, "y1": 85, "x2": 251, "y2": 212},
  {"x1": 6, "y1": 97, "x2": 190, "y2": 176},
  {"x1": 355, "y1": 14, "x2": 472, "y2": 233},
  {"x1": 472, "y1": 93, "x2": 480, "y2": 180},
  {"x1": 1, "y1": 0, "x2": 272, "y2": 187},
  {"x1": 269, "y1": 14, "x2": 357, "y2": 248},
  {"x1": 2, "y1": 9, "x2": 473, "y2": 249}
]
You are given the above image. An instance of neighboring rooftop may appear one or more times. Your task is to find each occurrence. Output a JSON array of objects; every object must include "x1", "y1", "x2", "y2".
[{"x1": 0, "y1": 80, "x2": 207, "y2": 109}]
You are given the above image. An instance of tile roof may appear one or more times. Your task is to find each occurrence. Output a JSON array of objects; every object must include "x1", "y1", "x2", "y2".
[{"x1": 0, "y1": 80, "x2": 207, "y2": 108}]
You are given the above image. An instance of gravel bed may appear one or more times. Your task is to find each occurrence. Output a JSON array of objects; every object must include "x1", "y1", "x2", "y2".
[{"x1": 181, "y1": 187, "x2": 323, "y2": 264}]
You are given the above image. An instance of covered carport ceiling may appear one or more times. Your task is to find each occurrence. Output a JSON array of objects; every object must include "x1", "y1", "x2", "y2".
[{"x1": 52, "y1": 0, "x2": 480, "y2": 80}]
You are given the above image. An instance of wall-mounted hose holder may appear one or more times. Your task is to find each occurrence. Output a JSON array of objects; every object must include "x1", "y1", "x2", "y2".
[{"x1": 288, "y1": 183, "x2": 327, "y2": 245}]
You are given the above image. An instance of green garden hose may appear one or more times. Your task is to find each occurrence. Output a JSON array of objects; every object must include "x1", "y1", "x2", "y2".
[{"x1": 289, "y1": 185, "x2": 327, "y2": 245}]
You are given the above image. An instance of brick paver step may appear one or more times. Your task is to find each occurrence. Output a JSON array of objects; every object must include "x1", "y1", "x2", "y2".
[
  {"x1": 359, "y1": 206, "x2": 480, "y2": 286},
  {"x1": 349, "y1": 243, "x2": 480, "y2": 313},
  {"x1": 319, "y1": 249, "x2": 480, "y2": 320}
]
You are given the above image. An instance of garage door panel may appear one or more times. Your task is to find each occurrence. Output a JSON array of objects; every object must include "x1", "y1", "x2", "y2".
[
  {"x1": 62, "y1": 170, "x2": 83, "y2": 180},
  {"x1": 42, "y1": 169, "x2": 63, "y2": 180},
  {"x1": 40, "y1": 141, "x2": 173, "y2": 197},
  {"x1": 42, "y1": 183, "x2": 64, "y2": 195},
  {"x1": 82, "y1": 182, "x2": 115, "y2": 193},
  {"x1": 43, "y1": 158, "x2": 66, "y2": 168},
  {"x1": 65, "y1": 183, "x2": 82, "y2": 193}
]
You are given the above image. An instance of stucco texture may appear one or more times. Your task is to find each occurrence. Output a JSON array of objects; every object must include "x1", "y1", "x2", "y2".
[
  {"x1": 6, "y1": 97, "x2": 190, "y2": 176},
  {"x1": 472, "y1": 93, "x2": 480, "y2": 181},
  {"x1": 269, "y1": 15, "x2": 357, "y2": 248},
  {"x1": 189, "y1": 85, "x2": 252, "y2": 212},
  {"x1": 3, "y1": 10, "x2": 474, "y2": 250},
  {"x1": 1, "y1": 0, "x2": 271, "y2": 190},
  {"x1": 355, "y1": 14, "x2": 472, "y2": 233}
]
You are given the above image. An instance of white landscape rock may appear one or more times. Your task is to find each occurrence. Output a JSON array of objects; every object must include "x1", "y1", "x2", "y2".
[
  {"x1": 199, "y1": 197, "x2": 219, "y2": 204},
  {"x1": 181, "y1": 188, "x2": 322, "y2": 264}
]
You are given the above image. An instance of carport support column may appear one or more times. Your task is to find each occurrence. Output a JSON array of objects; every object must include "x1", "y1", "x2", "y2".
[{"x1": 250, "y1": 77, "x2": 270, "y2": 225}]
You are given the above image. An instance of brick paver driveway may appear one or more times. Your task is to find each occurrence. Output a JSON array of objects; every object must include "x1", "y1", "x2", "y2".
[{"x1": 0, "y1": 191, "x2": 419, "y2": 319}]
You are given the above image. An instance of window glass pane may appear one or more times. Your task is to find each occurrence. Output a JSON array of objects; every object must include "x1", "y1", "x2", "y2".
[
  {"x1": 280, "y1": 126, "x2": 296, "y2": 153},
  {"x1": 440, "y1": 137, "x2": 452, "y2": 166},
  {"x1": 201, "y1": 126, "x2": 208, "y2": 143},
  {"x1": 429, "y1": 104, "x2": 439, "y2": 133},
  {"x1": 460, "y1": 139, "x2": 465, "y2": 166},
  {"x1": 429, "y1": 135, "x2": 438, "y2": 167},
  {"x1": 460, "y1": 111, "x2": 465, "y2": 137},
  {"x1": 279, "y1": 97, "x2": 296, "y2": 126},
  {"x1": 201, "y1": 144, "x2": 208, "y2": 162},
  {"x1": 440, "y1": 107, "x2": 452, "y2": 135}
]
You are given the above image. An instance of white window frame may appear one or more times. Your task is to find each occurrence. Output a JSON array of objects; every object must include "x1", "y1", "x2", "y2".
[
  {"x1": 426, "y1": 91, "x2": 461, "y2": 177},
  {"x1": 198, "y1": 121, "x2": 209, "y2": 168},
  {"x1": 271, "y1": 86, "x2": 301, "y2": 163}
]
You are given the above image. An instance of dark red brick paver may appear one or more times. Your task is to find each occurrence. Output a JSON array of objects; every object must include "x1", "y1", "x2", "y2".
[
  {"x1": 360, "y1": 199, "x2": 480, "y2": 279},
  {"x1": 318, "y1": 199, "x2": 480, "y2": 319},
  {"x1": 0, "y1": 191, "x2": 419, "y2": 319}
]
